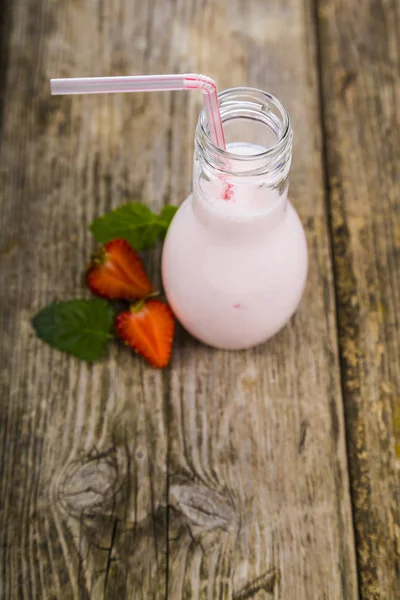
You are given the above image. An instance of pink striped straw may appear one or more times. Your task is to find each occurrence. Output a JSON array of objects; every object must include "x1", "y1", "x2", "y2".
[{"x1": 50, "y1": 73, "x2": 226, "y2": 150}]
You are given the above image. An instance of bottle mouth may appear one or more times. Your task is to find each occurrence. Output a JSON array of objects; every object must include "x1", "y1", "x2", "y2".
[
  {"x1": 198, "y1": 87, "x2": 292, "y2": 171},
  {"x1": 199, "y1": 87, "x2": 291, "y2": 157}
]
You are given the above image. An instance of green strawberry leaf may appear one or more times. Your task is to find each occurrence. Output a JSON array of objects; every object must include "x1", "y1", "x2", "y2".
[
  {"x1": 31, "y1": 299, "x2": 115, "y2": 362},
  {"x1": 159, "y1": 205, "x2": 178, "y2": 233},
  {"x1": 90, "y1": 202, "x2": 178, "y2": 251}
]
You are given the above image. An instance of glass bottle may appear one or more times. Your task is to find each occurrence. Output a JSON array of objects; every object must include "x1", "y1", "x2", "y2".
[{"x1": 162, "y1": 88, "x2": 308, "y2": 349}]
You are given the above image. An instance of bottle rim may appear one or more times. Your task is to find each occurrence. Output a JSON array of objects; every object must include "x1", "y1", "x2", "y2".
[{"x1": 197, "y1": 86, "x2": 292, "y2": 172}]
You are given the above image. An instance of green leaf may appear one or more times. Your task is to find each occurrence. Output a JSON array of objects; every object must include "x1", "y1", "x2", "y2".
[
  {"x1": 90, "y1": 202, "x2": 178, "y2": 250},
  {"x1": 31, "y1": 299, "x2": 115, "y2": 362},
  {"x1": 91, "y1": 202, "x2": 162, "y2": 250},
  {"x1": 159, "y1": 205, "x2": 178, "y2": 231}
]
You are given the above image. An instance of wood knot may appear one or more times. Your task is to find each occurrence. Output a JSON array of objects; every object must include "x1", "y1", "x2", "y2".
[
  {"x1": 58, "y1": 448, "x2": 125, "y2": 518},
  {"x1": 233, "y1": 569, "x2": 280, "y2": 599},
  {"x1": 170, "y1": 479, "x2": 236, "y2": 533}
]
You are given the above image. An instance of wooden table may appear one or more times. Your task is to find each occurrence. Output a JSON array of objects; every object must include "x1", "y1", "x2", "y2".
[{"x1": 0, "y1": 0, "x2": 399, "y2": 598}]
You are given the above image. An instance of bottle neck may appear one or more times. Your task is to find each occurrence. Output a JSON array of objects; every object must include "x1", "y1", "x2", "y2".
[{"x1": 193, "y1": 87, "x2": 293, "y2": 227}]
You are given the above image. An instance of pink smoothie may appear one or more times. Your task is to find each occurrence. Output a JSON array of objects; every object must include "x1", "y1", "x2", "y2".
[{"x1": 162, "y1": 142, "x2": 308, "y2": 349}]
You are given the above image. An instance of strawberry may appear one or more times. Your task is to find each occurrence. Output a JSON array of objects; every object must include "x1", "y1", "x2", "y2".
[
  {"x1": 115, "y1": 299, "x2": 175, "y2": 368},
  {"x1": 86, "y1": 239, "x2": 152, "y2": 300}
]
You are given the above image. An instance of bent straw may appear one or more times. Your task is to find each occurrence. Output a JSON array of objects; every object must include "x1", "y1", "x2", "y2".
[{"x1": 50, "y1": 73, "x2": 226, "y2": 149}]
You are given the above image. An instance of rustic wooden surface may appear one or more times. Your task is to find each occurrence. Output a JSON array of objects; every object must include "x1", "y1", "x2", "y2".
[
  {"x1": 317, "y1": 0, "x2": 400, "y2": 598},
  {"x1": 0, "y1": 0, "x2": 397, "y2": 599}
]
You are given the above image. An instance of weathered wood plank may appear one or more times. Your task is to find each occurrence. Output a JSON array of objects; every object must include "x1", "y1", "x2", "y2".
[
  {"x1": 0, "y1": 0, "x2": 358, "y2": 598},
  {"x1": 0, "y1": 0, "x2": 172, "y2": 597},
  {"x1": 165, "y1": 1, "x2": 358, "y2": 597},
  {"x1": 316, "y1": 0, "x2": 400, "y2": 598}
]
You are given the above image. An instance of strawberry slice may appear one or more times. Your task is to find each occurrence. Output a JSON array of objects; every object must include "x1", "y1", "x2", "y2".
[
  {"x1": 87, "y1": 239, "x2": 152, "y2": 300},
  {"x1": 115, "y1": 299, "x2": 175, "y2": 368}
]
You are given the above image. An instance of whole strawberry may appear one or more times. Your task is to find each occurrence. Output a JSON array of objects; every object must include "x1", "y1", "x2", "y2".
[
  {"x1": 87, "y1": 239, "x2": 152, "y2": 300},
  {"x1": 115, "y1": 299, "x2": 175, "y2": 368}
]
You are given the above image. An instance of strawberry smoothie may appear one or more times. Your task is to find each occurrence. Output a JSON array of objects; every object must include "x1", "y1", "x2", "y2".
[{"x1": 162, "y1": 89, "x2": 308, "y2": 350}]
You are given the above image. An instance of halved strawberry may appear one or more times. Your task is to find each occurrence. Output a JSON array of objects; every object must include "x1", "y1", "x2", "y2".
[
  {"x1": 115, "y1": 299, "x2": 175, "y2": 368},
  {"x1": 86, "y1": 239, "x2": 152, "y2": 300}
]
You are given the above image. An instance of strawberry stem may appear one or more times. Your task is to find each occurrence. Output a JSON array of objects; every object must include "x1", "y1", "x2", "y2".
[
  {"x1": 146, "y1": 290, "x2": 160, "y2": 299},
  {"x1": 89, "y1": 246, "x2": 107, "y2": 268},
  {"x1": 130, "y1": 299, "x2": 146, "y2": 313}
]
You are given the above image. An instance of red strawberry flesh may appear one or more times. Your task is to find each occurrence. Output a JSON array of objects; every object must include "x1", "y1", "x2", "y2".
[
  {"x1": 115, "y1": 299, "x2": 175, "y2": 368},
  {"x1": 87, "y1": 239, "x2": 152, "y2": 300}
]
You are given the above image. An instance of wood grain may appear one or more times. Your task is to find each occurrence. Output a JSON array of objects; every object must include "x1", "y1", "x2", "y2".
[
  {"x1": 316, "y1": 0, "x2": 400, "y2": 597},
  {"x1": 0, "y1": 0, "x2": 358, "y2": 598},
  {"x1": 166, "y1": 0, "x2": 358, "y2": 597}
]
